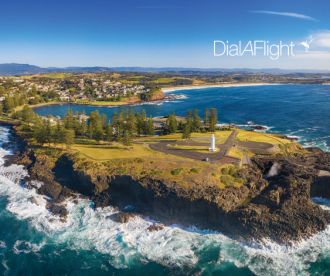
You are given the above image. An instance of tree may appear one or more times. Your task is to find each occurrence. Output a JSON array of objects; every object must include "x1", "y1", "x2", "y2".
[
  {"x1": 3, "y1": 96, "x2": 14, "y2": 113},
  {"x1": 88, "y1": 111, "x2": 104, "y2": 141},
  {"x1": 166, "y1": 113, "x2": 177, "y2": 134},
  {"x1": 204, "y1": 108, "x2": 209, "y2": 130},
  {"x1": 146, "y1": 118, "x2": 154, "y2": 135},
  {"x1": 136, "y1": 110, "x2": 147, "y2": 135},
  {"x1": 105, "y1": 124, "x2": 113, "y2": 142},
  {"x1": 122, "y1": 131, "x2": 132, "y2": 146},
  {"x1": 111, "y1": 112, "x2": 120, "y2": 141},
  {"x1": 33, "y1": 124, "x2": 48, "y2": 145},
  {"x1": 64, "y1": 109, "x2": 74, "y2": 129},
  {"x1": 63, "y1": 129, "x2": 75, "y2": 148},
  {"x1": 45, "y1": 120, "x2": 53, "y2": 146},
  {"x1": 182, "y1": 123, "x2": 191, "y2": 139},
  {"x1": 209, "y1": 108, "x2": 218, "y2": 132},
  {"x1": 126, "y1": 110, "x2": 137, "y2": 136},
  {"x1": 79, "y1": 118, "x2": 88, "y2": 136},
  {"x1": 94, "y1": 127, "x2": 104, "y2": 142},
  {"x1": 21, "y1": 105, "x2": 35, "y2": 122},
  {"x1": 191, "y1": 109, "x2": 202, "y2": 132},
  {"x1": 53, "y1": 122, "x2": 65, "y2": 146}
]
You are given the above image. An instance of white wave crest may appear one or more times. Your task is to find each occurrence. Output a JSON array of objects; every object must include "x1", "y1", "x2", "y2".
[
  {"x1": 0, "y1": 125, "x2": 329, "y2": 274},
  {"x1": 13, "y1": 240, "x2": 45, "y2": 254},
  {"x1": 0, "y1": 241, "x2": 6, "y2": 249}
]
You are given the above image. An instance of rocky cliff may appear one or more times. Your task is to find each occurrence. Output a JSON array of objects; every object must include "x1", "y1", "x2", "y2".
[{"x1": 11, "y1": 141, "x2": 330, "y2": 245}]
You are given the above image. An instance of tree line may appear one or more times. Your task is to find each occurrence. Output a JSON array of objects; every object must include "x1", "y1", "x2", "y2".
[
  {"x1": 13, "y1": 106, "x2": 219, "y2": 147},
  {"x1": 165, "y1": 108, "x2": 218, "y2": 139}
]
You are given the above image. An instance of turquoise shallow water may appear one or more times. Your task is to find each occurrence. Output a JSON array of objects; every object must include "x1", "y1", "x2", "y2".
[{"x1": 0, "y1": 84, "x2": 330, "y2": 275}]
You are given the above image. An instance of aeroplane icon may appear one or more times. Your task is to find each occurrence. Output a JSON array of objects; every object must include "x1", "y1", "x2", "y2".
[{"x1": 300, "y1": 37, "x2": 313, "y2": 52}]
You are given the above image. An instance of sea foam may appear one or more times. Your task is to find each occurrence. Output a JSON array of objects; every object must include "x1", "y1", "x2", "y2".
[{"x1": 0, "y1": 125, "x2": 329, "y2": 274}]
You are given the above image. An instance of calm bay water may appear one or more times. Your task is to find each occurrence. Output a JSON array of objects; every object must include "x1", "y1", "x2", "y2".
[{"x1": 0, "y1": 84, "x2": 330, "y2": 275}]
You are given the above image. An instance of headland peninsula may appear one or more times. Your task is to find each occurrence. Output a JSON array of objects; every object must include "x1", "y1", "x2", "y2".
[{"x1": 0, "y1": 71, "x2": 329, "y2": 245}]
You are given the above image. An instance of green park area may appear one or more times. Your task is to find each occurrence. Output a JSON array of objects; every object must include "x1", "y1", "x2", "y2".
[{"x1": 9, "y1": 105, "x2": 304, "y2": 190}]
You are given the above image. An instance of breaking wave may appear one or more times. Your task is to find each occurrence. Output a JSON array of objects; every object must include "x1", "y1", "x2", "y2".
[{"x1": 0, "y1": 125, "x2": 329, "y2": 274}]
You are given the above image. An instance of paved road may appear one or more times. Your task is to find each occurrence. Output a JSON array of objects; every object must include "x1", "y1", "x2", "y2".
[
  {"x1": 218, "y1": 130, "x2": 238, "y2": 158},
  {"x1": 149, "y1": 130, "x2": 240, "y2": 165},
  {"x1": 148, "y1": 130, "x2": 278, "y2": 166}
]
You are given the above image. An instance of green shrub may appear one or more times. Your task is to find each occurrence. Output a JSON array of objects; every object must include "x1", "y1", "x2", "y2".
[
  {"x1": 220, "y1": 175, "x2": 233, "y2": 186},
  {"x1": 171, "y1": 168, "x2": 183, "y2": 176},
  {"x1": 221, "y1": 167, "x2": 229, "y2": 174},
  {"x1": 190, "y1": 167, "x2": 200, "y2": 174}
]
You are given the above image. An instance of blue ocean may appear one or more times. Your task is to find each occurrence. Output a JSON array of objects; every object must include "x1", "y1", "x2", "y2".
[{"x1": 0, "y1": 84, "x2": 330, "y2": 275}]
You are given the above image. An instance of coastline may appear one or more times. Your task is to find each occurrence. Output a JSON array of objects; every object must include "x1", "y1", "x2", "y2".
[
  {"x1": 161, "y1": 82, "x2": 282, "y2": 93},
  {"x1": 27, "y1": 82, "x2": 281, "y2": 110},
  {"x1": 4, "y1": 122, "x2": 330, "y2": 245},
  {"x1": 25, "y1": 99, "x2": 139, "y2": 111}
]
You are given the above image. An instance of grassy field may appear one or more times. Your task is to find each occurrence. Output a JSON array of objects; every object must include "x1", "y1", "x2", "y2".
[
  {"x1": 145, "y1": 130, "x2": 232, "y2": 144},
  {"x1": 19, "y1": 127, "x2": 303, "y2": 191},
  {"x1": 72, "y1": 142, "x2": 157, "y2": 160},
  {"x1": 69, "y1": 129, "x2": 299, "y2": 163},
  {"x1": 227, "y1": 147, "x2": 245, "y2": 159},
  {"x1": 74, "y1": 97, "x2": 140, "y2": 106},
  {"x1": 236, "y1": 129, "x2": 291, "y2": 145}
]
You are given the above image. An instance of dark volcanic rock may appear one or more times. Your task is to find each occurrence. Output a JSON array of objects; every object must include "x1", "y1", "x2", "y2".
[
  {"x1": 109, "y1": 212, "x2": 137, "y2": 223},
  {"x1": 246, "y1": 155, "x2": 330, "y2": 243},
  {"x1": 252, "y1": 125, "x2": 267, "y2": 131},
  {"x1": 147, "y1": 224, "x2": 164, "y2": 232},
  {"x1": 10, "y1": 126, "x2": 330, "y2": 244},
  {"x1": 46, "y1": 202, "x2": 68, "y2": 218}
]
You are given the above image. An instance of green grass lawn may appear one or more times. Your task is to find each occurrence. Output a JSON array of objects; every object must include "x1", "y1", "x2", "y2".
[
  {"x1": 72, "y1": 142, "x2": 156, "y2": 160},
  {"x1": 74, "y1": 97, "x2": 140, "y2": 106},
  {"x1": 144, "y1": 130, "x2": 232, "y2": 144},
  {"x1": 236, "y1": 129, "x2": 291, "y2": 145}
]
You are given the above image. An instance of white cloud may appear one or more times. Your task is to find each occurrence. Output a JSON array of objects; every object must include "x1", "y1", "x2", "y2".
[
  {"x1": 293, "y1": 50, "x2": 330, "y2": 59},
  {"x1": 251, "y1": 10, "x2": 317, "y2": 21},
  {"x1": 311, "y1": 31, "x2": 330, "y2": 48}
]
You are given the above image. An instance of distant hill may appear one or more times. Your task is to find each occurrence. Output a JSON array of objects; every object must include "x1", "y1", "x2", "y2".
[
  {"x1": 0, "y1": 63, "x2": 47, "y2": 75},
  {"x1": 0, "y1": 63, "x2": 329, "y2": 76}
]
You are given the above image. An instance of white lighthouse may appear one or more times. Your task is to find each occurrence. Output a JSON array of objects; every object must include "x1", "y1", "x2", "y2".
[{"x1": 209, "y1": 134, "x2": 216, "y2": 152}]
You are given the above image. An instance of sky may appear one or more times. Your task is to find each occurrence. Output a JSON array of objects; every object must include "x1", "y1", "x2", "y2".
[{"x1": 1, "y1": 0, "x2": 330, "y2": 69}]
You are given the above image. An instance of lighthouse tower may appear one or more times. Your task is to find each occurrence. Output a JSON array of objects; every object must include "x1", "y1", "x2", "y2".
[{"x1": 209, "y1": 134, "x2": 216, "y2": 152}]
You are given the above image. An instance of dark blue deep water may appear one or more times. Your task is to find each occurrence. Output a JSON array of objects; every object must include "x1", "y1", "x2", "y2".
[{"x1": 0, "y1": 84, "x2": 329, "y2": 275}]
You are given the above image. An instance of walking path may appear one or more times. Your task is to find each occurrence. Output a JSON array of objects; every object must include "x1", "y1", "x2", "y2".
[
  {"x1": 149, "y1": 130, "x2": 240, "y2": 165},
  {"x1": 148, "y1": 129, "x2": 278, "y2": 166},
  {"x1": 218, "y1": 130, "x2": 238, "y2": 158}
]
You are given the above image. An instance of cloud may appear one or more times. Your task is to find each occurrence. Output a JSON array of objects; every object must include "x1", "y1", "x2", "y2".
[
  {"x1": 251, "y1": 10, "x2": 317, "y2": 21},
  {"x1": 293, "y1": 50, "x2": 330, "y2": 59},
  {"x1": 311, "y1": 31, "x2": 330, "y2": 48}
]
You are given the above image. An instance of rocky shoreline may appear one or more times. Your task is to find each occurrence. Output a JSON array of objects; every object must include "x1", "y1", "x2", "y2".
[{"x1": 3, "y1": 125, "x2": 330, "y2": 244}]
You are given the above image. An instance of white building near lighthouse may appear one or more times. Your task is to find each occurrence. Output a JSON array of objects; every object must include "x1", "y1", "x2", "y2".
[{"x1": 209, "y1": 134, "x2": 216, "y2": 152}]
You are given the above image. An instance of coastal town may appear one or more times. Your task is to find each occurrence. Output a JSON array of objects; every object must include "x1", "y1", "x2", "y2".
[
  {"x1": 0, "y1": 70, "x2": 329, "y2": 113},
  {"x1": 0, "y1": 73, "x2": 156, "y2": 111}
]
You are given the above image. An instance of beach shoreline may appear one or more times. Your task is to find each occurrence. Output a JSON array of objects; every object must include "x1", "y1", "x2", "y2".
[
  {"x1": 27, "y1": 82, "x2": 281, "y2": 110},
  {"x1": 161, "y1": 82, "x2": 282, "y2": 93}
]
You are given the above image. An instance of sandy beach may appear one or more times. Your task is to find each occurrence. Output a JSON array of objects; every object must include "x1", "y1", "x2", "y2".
[{"x1": 161, "y1": 82, "x2": 281, "y2": 93}]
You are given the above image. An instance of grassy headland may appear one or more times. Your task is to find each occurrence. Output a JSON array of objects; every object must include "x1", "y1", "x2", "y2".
[{"x1": 11, "y1": 105, "x2": 303, "y2": 191}]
